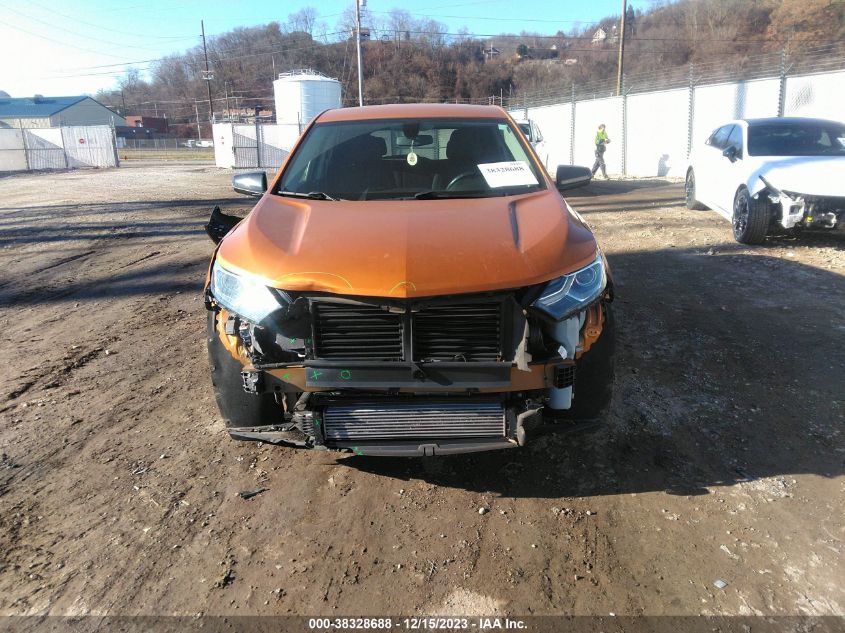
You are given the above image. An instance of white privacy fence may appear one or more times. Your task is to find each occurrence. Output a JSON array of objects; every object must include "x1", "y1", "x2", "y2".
[
  {"x1": 511, "y1": 68, "x2": 845, "y2": 178},
  {"x1": 208, "y1": 67, "x2": 845, "y2": 177},
  {"x1": 0, "y1": 125, "x2": 119, "y2": 172},
  {"x1": 212, "y1": 122, "x2": 301, "y2": 169}
]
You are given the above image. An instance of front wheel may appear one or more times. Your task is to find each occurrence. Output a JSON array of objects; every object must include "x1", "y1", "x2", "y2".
[
  {"x1": 732, "y1": 187, "x2": 769, "y2": 244},
  {"x1": 685, "y1": 169, "x2": 706, "y2": 210}
]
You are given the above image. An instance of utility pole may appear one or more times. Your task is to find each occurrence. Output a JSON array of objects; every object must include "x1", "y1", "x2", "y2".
[
  {"x1": 121, "y1": 89, "x2": 127, "y2": 117},
  {"x1": 195, "y1": 102, "x2": 201, "y2": 140},
  {"x1": 355, "y1": 0, "x2": 365, "y2": 106},
  {"x1": 201, "y1": 20, "x2": 214, "y2": 126},
  {"x1": 224, "y1": 82, "x2": 231, "y2": 121},
  {"x1": 616, "y1": 0, "x2": 627, "y2": 97}
]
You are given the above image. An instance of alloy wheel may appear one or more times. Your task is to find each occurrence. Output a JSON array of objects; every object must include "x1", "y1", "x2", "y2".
[{"x1": 733, "y1": 191, "x2": 749, "y2": 237}]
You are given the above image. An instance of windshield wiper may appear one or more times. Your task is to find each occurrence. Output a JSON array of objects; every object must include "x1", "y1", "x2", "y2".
[
  {"x1": 278, "y1": 190, "x2": 340, "y2": 201},
  {"x1": 413, "y1": 190, "x2": 488, "y2": 200}
]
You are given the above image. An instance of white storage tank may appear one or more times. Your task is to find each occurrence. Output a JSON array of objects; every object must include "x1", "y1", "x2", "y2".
[{"x1": 273, "y1": 69, "x2": 342, "y2": 126}]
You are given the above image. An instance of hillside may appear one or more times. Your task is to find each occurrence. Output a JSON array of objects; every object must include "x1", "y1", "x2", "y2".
[{"x1": 96, "y1": 0, "x2": 845, "y2": 137}]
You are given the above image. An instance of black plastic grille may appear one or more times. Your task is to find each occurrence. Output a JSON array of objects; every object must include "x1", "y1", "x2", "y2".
[
  {"x1": 312, "y1": 300, "x2": 504, "y2": 362},
  {"x1": 413, "y1": 302, "x2": 502, "y2": 362},
  {"x1": 313, "y1": 303, "x2": 403, "y2": 361}
]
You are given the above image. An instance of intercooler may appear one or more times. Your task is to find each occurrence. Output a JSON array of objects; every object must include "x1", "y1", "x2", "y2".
[{"x1": 322, "y1": 401, "x2": 506, "y2": 441}]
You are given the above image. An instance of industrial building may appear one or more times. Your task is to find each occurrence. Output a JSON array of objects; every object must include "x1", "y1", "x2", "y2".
[{"x1": 0, "y1": 95, "x2": 125, "y2": 129}]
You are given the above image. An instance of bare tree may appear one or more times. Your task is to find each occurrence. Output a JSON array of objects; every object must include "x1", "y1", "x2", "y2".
[{"x1": 288, "y1": 7, "x2": 318, "y2": 36}]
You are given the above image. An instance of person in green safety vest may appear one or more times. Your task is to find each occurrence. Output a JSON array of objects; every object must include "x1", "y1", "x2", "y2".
[{"x1": 591, "y1": 123, "x2": 611, "y2": 179}]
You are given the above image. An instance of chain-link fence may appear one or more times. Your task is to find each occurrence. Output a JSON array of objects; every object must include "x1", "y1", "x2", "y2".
[
  {"x1": 0, "y1": 125, "x2": 119, "y2": 172},
  {"x1": 505, "y1": 46, "x2": 845, "y2": 178},
  {"x1": 506, "y1": 44, "x2": 845, "y2": 110},
  {"x1": 118, "y1": 137, "x2": 213, "y2": 151}
]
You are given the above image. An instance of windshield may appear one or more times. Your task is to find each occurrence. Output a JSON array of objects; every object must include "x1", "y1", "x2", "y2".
[
  {"x1": 276, "y1": 118, "x2": 546, "y2": 200},
  {"x1": 747, "y1": 121, "x2": 845, "y2": 157},
  {"x1": 518, "y1": 123, "x2": 531, "y2": 137}
]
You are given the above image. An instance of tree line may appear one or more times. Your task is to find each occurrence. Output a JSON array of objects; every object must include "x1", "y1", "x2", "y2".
[{"x1": 96, "y1": 0, "x2": 844, "y2": 138}]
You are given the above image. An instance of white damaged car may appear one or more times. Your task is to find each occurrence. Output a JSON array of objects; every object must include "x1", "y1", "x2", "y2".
[
  {"x1": 516, "y1": 119, "x2": 549, "y2": 169},
  {"x1": 685, "y1": 117, "x2": 845, "y2": 244}
]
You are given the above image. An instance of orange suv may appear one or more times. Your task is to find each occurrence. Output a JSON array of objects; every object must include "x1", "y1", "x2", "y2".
[{"x1": 204, "y1": 104, "x2": 614, "y2": 456}]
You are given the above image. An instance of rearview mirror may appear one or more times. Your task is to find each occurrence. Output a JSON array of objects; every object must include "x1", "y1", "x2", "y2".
[
  {"x1": 722, "y1": 146, "x2": 738, "y2": 162},
  {"x1": 396, "y1": 134, "x2": 434, "y2": 147},
  {"x1": 555, "y1": 165, "x2": 592, "y2": 191},
  {"x1": 232, "y1": 172, "x2": 267, "y2": 196}
]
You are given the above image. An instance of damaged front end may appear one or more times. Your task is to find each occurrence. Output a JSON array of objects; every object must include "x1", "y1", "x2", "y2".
[
  {"x1": 204, "y1": 250, "x2": 614, "y2": 457},
  {"x1": 759, "y1": 176, "x2": 844, "y2": 230}
]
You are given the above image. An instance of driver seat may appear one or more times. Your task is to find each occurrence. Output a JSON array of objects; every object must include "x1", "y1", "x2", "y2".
[{"x1": 437, "y1": 126, "x2": 506, "y2": 188}]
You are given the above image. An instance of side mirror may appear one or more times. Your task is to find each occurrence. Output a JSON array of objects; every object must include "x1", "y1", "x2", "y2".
[
  {"x1": 205, "y1": 205, "x2": 241, "y2": 244},
  {"x1": 722, "y1": 146, "x2": 738, "y2": 162},
  {"x1": 555, "y1": 165, "x2": 592, "y2": 191},
  {"x1": 232, "y1": 171, "x2": 267, "y2": 196}
]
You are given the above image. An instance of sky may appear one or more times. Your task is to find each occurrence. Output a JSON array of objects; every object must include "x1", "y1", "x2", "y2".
[{"x1": 0, "y1": 0, "x2": 628, "y2": 98}]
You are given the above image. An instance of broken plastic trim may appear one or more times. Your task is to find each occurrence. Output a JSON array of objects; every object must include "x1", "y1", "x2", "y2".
[{"x1": 205, "y1": 205, "x2": 241, "y2": 244}]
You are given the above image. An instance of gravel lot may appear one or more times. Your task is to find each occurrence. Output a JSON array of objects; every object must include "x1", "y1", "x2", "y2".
[{"x1": 0, "y1": 165, "x2": 843, "y2": 618}]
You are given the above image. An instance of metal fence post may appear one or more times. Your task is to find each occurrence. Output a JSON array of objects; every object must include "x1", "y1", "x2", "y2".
[
  {"x1": 109, "y1": 120, "x2": 119, "y2": 168},
  {"x1": 254, "y1": 106, "x2": 261, "y2": 168},
  {"x1": 686, "y1": 63, "x2": 695, "y2": 159},
  {"x1": 19, "y1": 121, "x2": 30, "y2": 171},
  {"x1": 621, "y1": 75, "x2": 627, "y2": 176},
  {"x1": 777, "y1": 48, "x2": 787, "y2": 117},
  {"x1": 569, "y1": 83, "x2": 576, "y2": 165}
]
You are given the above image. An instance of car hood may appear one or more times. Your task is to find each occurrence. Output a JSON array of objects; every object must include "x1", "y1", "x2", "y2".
[
  {"x1": 750, "y1": 156, "x2": 845, "y2": 197},
  {"x1": 215, "y1": 190, "x2": 597, "y2": 298}
]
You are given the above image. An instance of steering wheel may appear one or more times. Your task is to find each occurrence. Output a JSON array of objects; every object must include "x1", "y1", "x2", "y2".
[{"x1": 446, "y1": 171, "x2": 480, "y2": 191}]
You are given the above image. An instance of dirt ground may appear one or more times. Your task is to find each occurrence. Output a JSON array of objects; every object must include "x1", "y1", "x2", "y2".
[{"x1": 0, "y1": 164, "x2": 843, "y2": 618}]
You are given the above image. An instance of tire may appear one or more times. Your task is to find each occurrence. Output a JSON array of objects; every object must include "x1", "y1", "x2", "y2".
[
  {"x1": 685, "y1": 169, "x2": 706, "y2": 210},
  {"x1": 732, "y1": 186, "x2": 769, "y2": 244},
  {"x1": 554, "y1": 302, "x2": 616, "y2": 422},
  {"x1": 207, "y1": 310, "x2": 282, "y2": 429}
]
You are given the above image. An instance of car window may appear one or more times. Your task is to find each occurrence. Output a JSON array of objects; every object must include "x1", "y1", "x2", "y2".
[
  {"x1": 518, "y1": 123, "x2": 531, "y2": 138},
  {"x1": 707, "y1": 125, "x2": 734, "y2": 150},
  {"x1": 277, "y1": 118, "x2": 546, "y2": 200},
  {"x1": 747, "y1": 121, "x2": 845, "y2": 156},
  {"x1": 726, "y1": 125, "x2": 743, "y2": 158}
]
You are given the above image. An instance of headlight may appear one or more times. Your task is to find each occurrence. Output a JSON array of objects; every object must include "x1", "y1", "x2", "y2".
[
  {"x1": 532, "y1": 253, "x2": 606, "y2": 320},
  {"x1": 210, "y1": 261, "x2": 290, "y2": 323}
]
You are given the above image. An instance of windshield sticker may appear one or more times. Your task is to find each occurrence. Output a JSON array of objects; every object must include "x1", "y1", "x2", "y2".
[
  {"x1": 406, "y1": 151, "x2": 418, "y2": 166},
  {"x1": 478, "y1": 161, "x2": 538, "y2": 188}
]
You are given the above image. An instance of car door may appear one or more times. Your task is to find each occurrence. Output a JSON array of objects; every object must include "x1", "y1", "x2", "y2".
[
  {"x1": 716, "y1": 124, "x2": 746, "y2": 213},
  {"x1": 532, "y1": 122, "x2": 549, "y2": 168},
  {"x1": 696, "y1": 124, "x2": 734, "y2": 216}
]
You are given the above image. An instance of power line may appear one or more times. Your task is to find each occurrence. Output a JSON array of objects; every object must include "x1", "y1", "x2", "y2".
[
  {"x1": 0, "y1": 2, "x2": 183, "y2": 52},
  {"x1": 21, "y1": 0, "x2": 197, "y2": 40},
  {"x1": 0, "y1": 17, "x2": 133, "y2": 59}
]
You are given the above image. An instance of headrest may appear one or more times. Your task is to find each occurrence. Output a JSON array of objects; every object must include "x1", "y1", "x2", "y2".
[
  {"x1": 446, "y1": 126, "x2": 502, "y2": 163},
  {"x1": 333, "y1": 134, "x2": 387, "y2": 163}
]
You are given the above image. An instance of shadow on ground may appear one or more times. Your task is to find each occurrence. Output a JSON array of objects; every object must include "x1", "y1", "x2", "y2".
[{"x1": 341, "y1": 245, "x2": 845, "y2": 498}]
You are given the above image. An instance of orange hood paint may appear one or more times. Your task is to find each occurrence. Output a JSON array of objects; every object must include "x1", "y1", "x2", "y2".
[{"x1": 215, "y1": 189, "x2": 597, "y2": 299}]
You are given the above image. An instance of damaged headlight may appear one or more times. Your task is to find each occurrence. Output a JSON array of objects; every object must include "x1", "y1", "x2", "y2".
[
  {"x1": 532, "y1": 253, "x2": 606, "y2": 320},
  {"x1": 210, "y1": 261, "x2": 290, "y2": 323}
]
